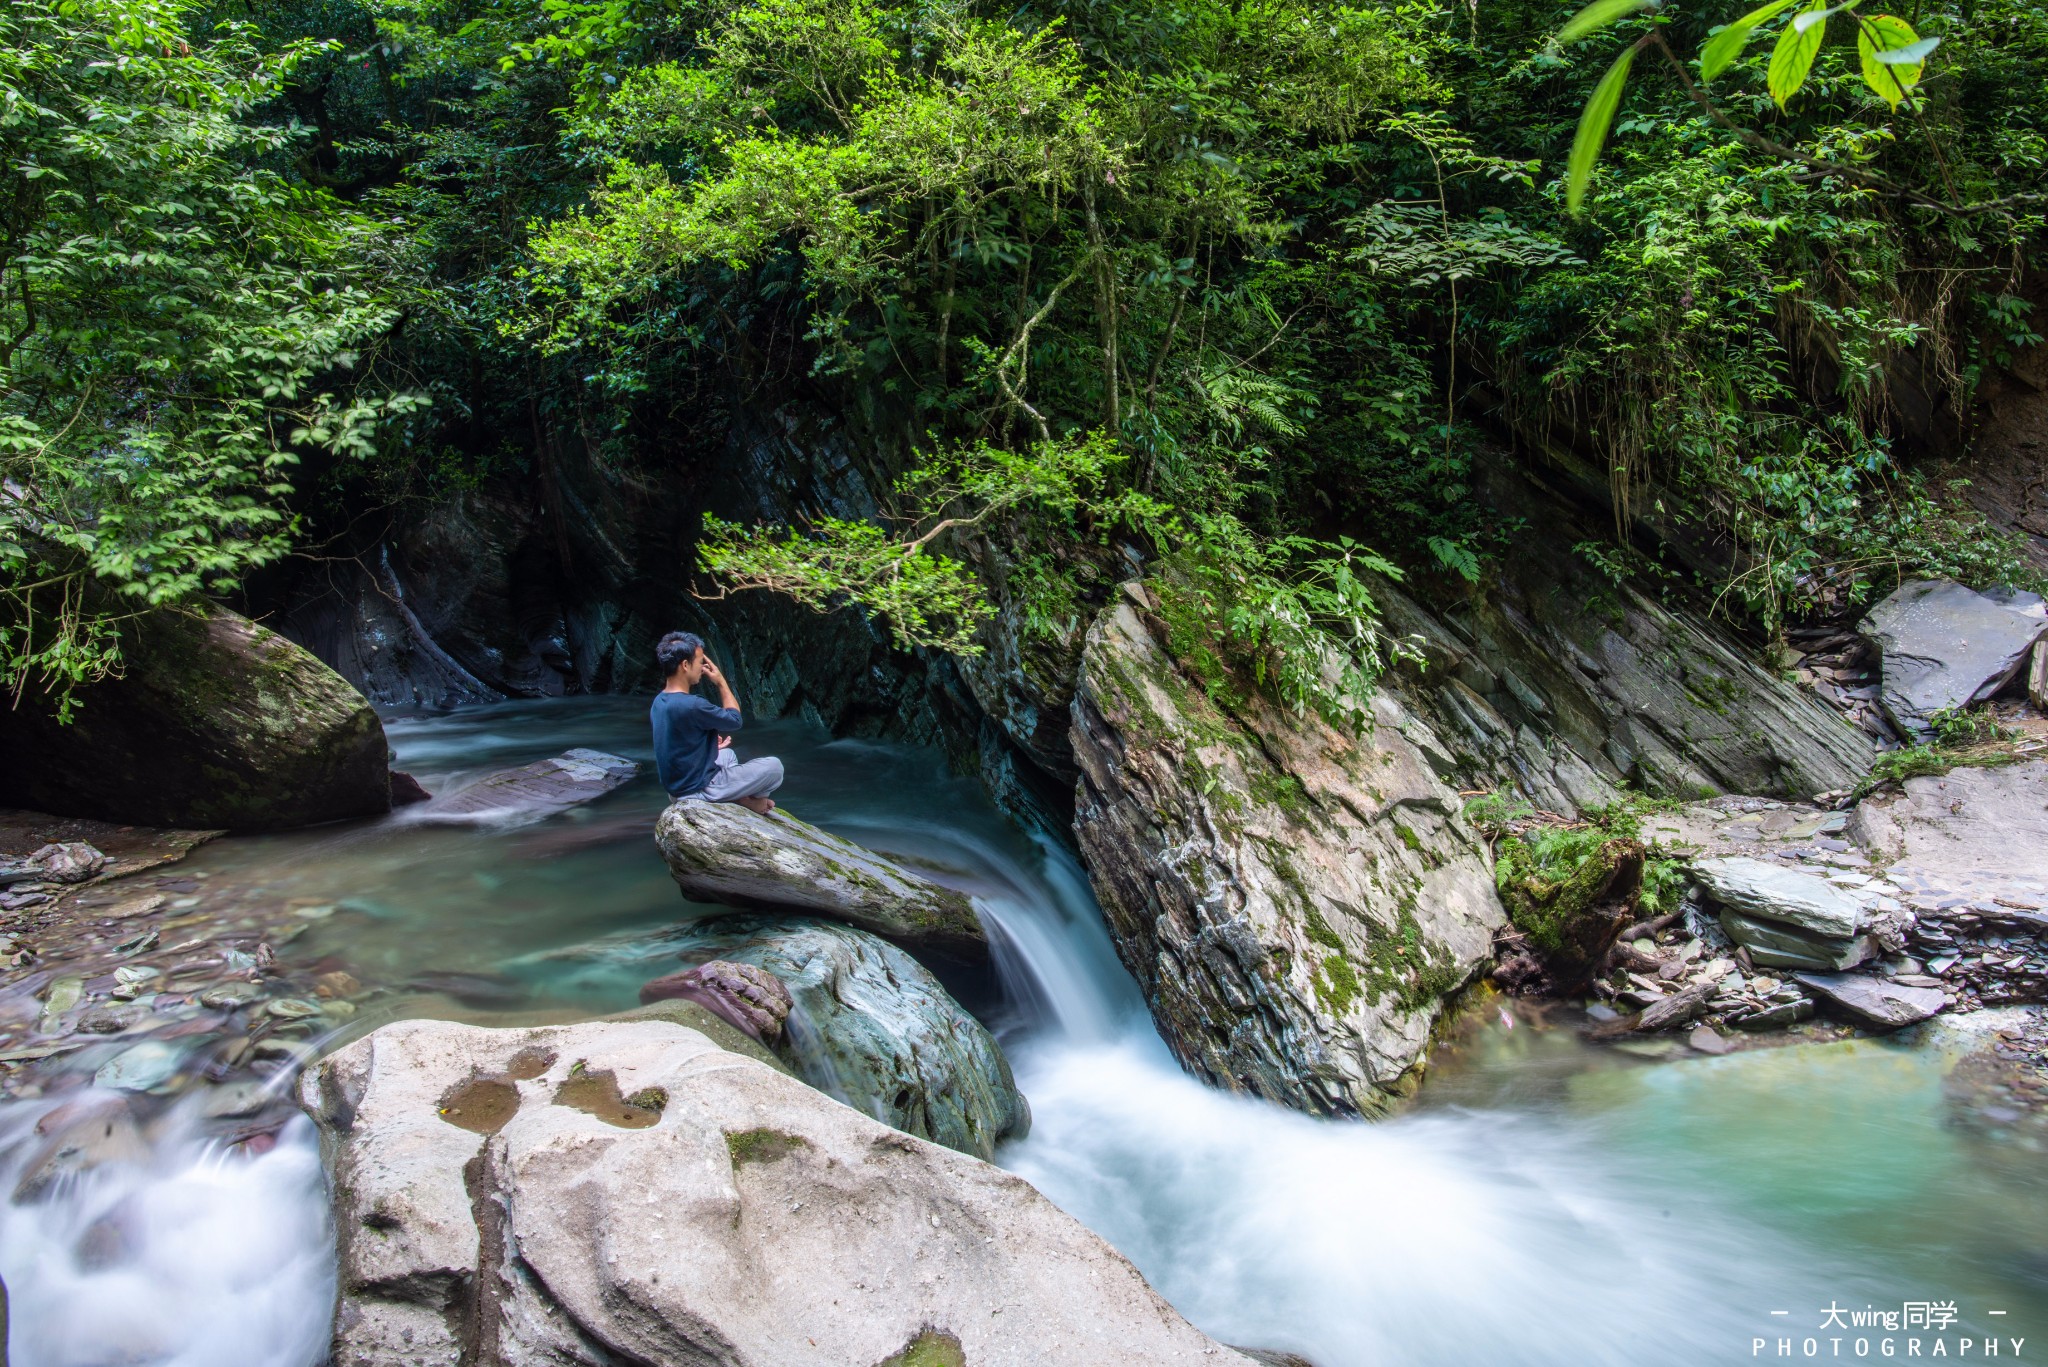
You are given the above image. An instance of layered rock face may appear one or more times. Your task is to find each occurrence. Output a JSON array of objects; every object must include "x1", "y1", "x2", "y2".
[
  {"x1": 1377, "y1": 460, "x2": 1873, "y2": 810},
  {"x1": 304, "y1": 1017, "x2": 1252, "y2": 1367},
  {"x1": 0, "y1": 602, "x2": 390, "y2": 831},
  {"x1": 1070, "y1": 589, "x2": 1506, "y2": 1116}
]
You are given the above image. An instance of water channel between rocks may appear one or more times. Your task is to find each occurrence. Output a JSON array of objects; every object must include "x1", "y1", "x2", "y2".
[{"x1": 2, "y1": 696, "x2": 2044, "y2": 1366}]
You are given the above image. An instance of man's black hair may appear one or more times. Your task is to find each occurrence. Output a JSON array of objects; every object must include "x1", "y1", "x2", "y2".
[{"x1": 656, "y1": 631, "x2": 704, "y2": 678}]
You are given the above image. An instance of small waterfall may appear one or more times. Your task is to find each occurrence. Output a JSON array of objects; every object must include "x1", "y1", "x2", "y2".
[{"x1": 0, "y1": 1093, "x2": 334, "y2": 1367}]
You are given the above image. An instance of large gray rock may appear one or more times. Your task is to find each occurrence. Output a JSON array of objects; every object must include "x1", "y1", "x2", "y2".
[
  {"x1": 1794, "y1": 972, "x2": 1947, "y2": 1029},
  {"x1": 654, "y1": 800, "x2": 985, "y2": 957},
  {"x1": 302, "y1": 1018, "x2": 1252, "y2": 1367},
  {"x1": 423, "y1": 748, "x2": 638, "y2": 818},
  {"x1": 0, "y1": 601, "x2": 390, "y2": 830},
  {"x1": 1070, "y1": 590, "x2": 1506, "y2": 1117},
  {"x1": 648, "y1": 916, "x2": 1028, "y2": 1159},
  {"x1": 1692, "y1": 857, "x2": 1865, "y2": 938},
  {"x1": 1860, "y1": 580, "x2": 2048, "y2": 739}
]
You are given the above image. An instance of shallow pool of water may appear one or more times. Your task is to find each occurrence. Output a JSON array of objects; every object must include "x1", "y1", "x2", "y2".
[{"x1": 3, "y1": 697, "x2": 2043, "y2": 1366}]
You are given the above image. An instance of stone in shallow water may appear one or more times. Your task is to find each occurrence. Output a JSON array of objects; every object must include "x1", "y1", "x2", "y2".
[
  {"x1": 94, "y1": 1040, "x2": 183, "y2": 1092},
  {"x1": 426, "y1": 748, "x2": 638, "y2": 818},
  {"x1": 654, "y1": 800, "x2": 984, "y2": 957},
  {"x1": 1794, "y1": 972, "x2": 1947, "y2": 1029}
]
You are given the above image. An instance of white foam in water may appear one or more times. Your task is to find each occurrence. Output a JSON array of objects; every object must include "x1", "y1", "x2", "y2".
[{"x1": 0, "y1": 1100, "x2": 334, "y2": 1367}]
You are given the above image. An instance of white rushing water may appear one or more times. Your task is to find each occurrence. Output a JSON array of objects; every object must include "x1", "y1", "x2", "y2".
[
  {"x1": 3, "y1": 703, "x2": 2040, "y2": 1365},
  {"x1": 0, "y1": 1100, "x2": 333, "y2": 1367}
]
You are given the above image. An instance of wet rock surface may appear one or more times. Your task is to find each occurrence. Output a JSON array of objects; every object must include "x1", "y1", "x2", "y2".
[
  {"x1": 653, "y1": 800, "x2": 985, "y2": 957},
  {"x1": 1071, "y1": 588, "x2": 1505, "y2": 1116},
  {"x1": 0, "y1": 601, "x2": 392, "y2": 831},
  {"x1": 1860, "y1": 580, "x2": 2048, "y2": 740},
  {"x1": 536, "y1": 914, "x2": 1025, "y2": 1159},
  {"x1": 304, "y1": 1017, "x2": 1252, "y2": 1367},
  {"x1": 422, "y1": 748, "x2": 638, "y2": 818}
]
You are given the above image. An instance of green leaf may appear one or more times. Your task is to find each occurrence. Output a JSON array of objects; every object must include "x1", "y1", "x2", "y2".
[
  {"x1": 1855, "y1": 15, "x2": 1927, "y2": 106},
  {"x1": 1566, "y1": 44, "x2": 1638, "y2": 215},
  {"x1": 1767, "y1": 1, "x2": 1829, "y2": 107},
  {"x1": 1557, "y1": 0, "x2": 1655, "y2": 44},
  {"x1": 1700, "y1": 0, "x2": 1804, "y2": 80}
]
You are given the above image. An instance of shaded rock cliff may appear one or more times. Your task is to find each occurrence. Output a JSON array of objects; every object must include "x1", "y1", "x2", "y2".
[{"x1": 1069, "y1": 587, "x2": 1507, "y2": 1116}]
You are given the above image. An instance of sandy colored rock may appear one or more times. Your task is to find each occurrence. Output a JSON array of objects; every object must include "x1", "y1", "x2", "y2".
[
  {"x1": 1070, "y1": 591, "x2": 1505, "y2": 1117},
  {"x1": 303, "y1": 1018, "x2": 1253, "y2": 1367},
  {"x1": 654, "y1": 800, "x2": 985, "y2": 957}
]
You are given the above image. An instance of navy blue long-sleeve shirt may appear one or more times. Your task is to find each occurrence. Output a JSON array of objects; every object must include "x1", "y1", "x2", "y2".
[{"x1": 651, "y1": 691, "x2": 743, "y2": 797}]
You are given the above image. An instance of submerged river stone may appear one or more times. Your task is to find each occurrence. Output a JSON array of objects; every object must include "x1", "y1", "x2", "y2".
[
  {"x1": 654, "y1": 800, "x2": 984, "y2": 957},
  {"x1": 658, "y1": 916, "x2": 1027, "y2": 1160},
  {"x1": 1070, "y1": 589, "x2": 1507, "y2": 1117},
  {"x1": 303, "y1": 1018, "x2": 1245, "y2": 1367},
  {"x1": 425, "y1": 748, "x2": 638, "y2": 818},
  {"x1": 0, "y1": 601, "x2": 390, "y2": 831}
]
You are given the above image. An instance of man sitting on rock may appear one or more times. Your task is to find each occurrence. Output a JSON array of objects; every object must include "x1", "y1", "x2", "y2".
[{"x1": 651, "y1": 631, "x2": 784, "y2": 815}]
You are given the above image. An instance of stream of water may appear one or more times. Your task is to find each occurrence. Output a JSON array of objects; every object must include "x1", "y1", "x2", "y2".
[{"x1": 3, "y1": 697, "x2": 2044, "y2": 1365}]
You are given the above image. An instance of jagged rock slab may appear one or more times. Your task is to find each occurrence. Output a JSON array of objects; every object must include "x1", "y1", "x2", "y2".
[
  {"x1": 654, "y1": 801, "x2": 984, "y2": 957},
  {"x1": 1860, "y1": 580, "x2": 2048, "y2": 739},
  {"x1": 1070, "y1": 591, "x2": 1505, "y2": 1117},
  {"x1": 652, "y1": 915, "x2": 1027, "y2": 1159},
  {"x1": 1794, "y1": 972, "x2": 1947, "y2": 1029},
  {"x1": 302, "y1": 1018, "x2": 1253, "y2": 1367},
  {"x1": 425, "y1": 749, "x2": 638, "y2": 818},
  {"x1": 1691, "y1": 856, "x2": 1865, "y2": 938},
  {"x1": 1719, "y1": 911, "x2": 1876, "y2": 972},
  {"x1": 0, "y1": 602, "x2": 390, "y2": 831}
]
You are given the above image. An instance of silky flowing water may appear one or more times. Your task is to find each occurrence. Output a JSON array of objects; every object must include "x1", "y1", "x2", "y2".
[{"x1": 3, "y1": 697, "x2": 2044, "y2": 1365}]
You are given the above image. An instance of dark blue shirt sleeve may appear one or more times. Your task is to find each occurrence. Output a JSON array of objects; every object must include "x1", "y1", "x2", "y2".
[{"x1": 690, "y1": 702, "x2": 742, "y2": 732}]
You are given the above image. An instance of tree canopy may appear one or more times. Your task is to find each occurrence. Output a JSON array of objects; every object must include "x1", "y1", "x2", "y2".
[{"x1": 5, "y1": 0, "x2": 2043, "y2": 718}]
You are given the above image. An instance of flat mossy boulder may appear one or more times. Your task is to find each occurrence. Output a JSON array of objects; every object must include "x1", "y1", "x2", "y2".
[
  {"x1": 1070, "y1": 589, "x2": 1507, "y2": 1117},
  {"x1": 653, "y1": 800, "x2": 985, "y2": 958},
  {"x1": 0, "y1": 601, "x2": 389, "y2": 831}
]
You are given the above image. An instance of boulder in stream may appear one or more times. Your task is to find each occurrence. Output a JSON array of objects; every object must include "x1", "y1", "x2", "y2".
[
  {"x1": 1070, "y1": 588, "x2": 1506, "y2": 1117},
  {"x1": 423, "y1": 748, "x2": 638, "y2": 818},
  {"x1": 654, "y1": 800, "x2": 985, "y2": 957},
  {"x1": 303, "y1": 1017, "x2": 1252, "y2": 1367},
  {"x1": 0, "y1": 601, "x2": 390, "y2": 831},
  {"x1": 1860, "y1": 580, "x2": 2048, "y2": 739},
  {"x1": 654, "y1": 915, "x2": 1027, "y2": 1160}
]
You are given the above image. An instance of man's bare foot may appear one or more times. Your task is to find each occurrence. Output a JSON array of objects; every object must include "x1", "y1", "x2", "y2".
[{"x1": 737, "y1": 795, "x2": 774, "y2": 816}]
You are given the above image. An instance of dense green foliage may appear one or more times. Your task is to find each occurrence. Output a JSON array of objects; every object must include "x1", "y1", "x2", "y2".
[{"x1": 5, "y1": 0, "x2": 2045, "y2": 714}]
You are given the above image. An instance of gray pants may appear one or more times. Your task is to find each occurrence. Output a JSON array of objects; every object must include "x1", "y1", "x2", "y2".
[{"x1": 697, "y1": 749, "x2": 784, "y2": 803}]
